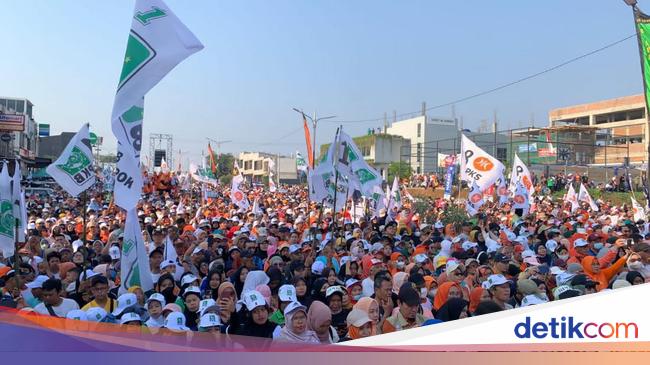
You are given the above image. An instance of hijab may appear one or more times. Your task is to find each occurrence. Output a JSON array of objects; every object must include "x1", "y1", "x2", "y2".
[
  {"x1": 311, "y1": 277, "x2": 328, "y2": 303},
  {"x1": 433, "y1": 282, "x2": 461, "y2": 311},
  {"x1": 435, "y1": 298, "x2": 468, "y2": 322},
  {"x1": 392, "y1": 272, "x2": 409, "y2": 295},
  {"x1": 469, "y1": 287, "x2": 484, "y2": 314},
  {"x1": 241, "y1": 270, "x2": 270, "y2": 296},
  {"x1": 277, "y1": 308, "x2": 320, "y2": 343},
  {"x1": 352, "y1": 298, "x2": 378, "y2": 336},
  {"x1": 230, "y1": 267, "x2": 247, "y2": 297},
  {"x1": 626, "y1": 270, "x2": 644, "y2": 285},
  {"x1": 307, "y1": 301, "x2": 332, "y2": 343},
  {"x1": 217, "y1": 282, "x2": 238, "y2": 302}
]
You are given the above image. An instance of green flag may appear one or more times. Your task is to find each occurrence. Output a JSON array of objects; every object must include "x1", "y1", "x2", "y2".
[{"x1": 636, "y1": 8, "x2": 650, "y2": 112}]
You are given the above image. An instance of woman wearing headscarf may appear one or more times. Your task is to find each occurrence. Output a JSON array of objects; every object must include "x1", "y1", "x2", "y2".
[
  {"x1": 433, "y1": 282, "x2": 462, "y2": 313},
  {"x1": 391, "y1": 272, "x2": 409, "y2": 295},
  {"x1": 266, "y1": 267, "x2": 284, "y2": 294},
  {"x1": 340, "y1": 309, "x2": 374, "y2": 341},
  {"x1": 200, "y1": 268, "x2": 223, "y2": 300},
  {"x1": 274, "y1": 302, "x2": 320, "y2": 344},
  {"x1": 625, "y1": 271, "x2": 645, "y2": 285},
  {"x1": 230, "y1": 266, "x2": 249, "y2": 298},
  {"x1": 581, "y1": 254, "x2": 627, "y2": 291},
  {"x1": 240, "y1": 270, "x2": 270, "y2": 297},
  {"x1": 293, "y1": 276, "x2": 312, "y2": 307},
  {"x1": 435, "y1": 297, "x2": 469, "y2": 322},
  {"x1": 307, "y1": 300, "x2": 338, "y2": 343},
  {"x1": 234, "y1": 290, "x2": 279, "y2": 339},
  {"x1": 352, "y1": 297, "x2": 380, "y2": 335},
  {"x1": 468, "y1": 287, "x2": 490, "y2": 314},
  {"x1": 216, "y1": 282, "x2": 238, "y2": 324},
  {"x1": 310, "y1": 277, "x2": 329, "y2": 304}
]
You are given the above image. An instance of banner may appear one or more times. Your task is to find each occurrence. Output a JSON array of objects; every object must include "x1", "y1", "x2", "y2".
[
  {"x1": 465, "y1": 181, "x2": 484, "y2": 216},
  {"x1": 508, "y1": 153, "x2": 533, "y2": 199},
  {"x1": 111, "y1": 0, "x2": 203, "y2": 209},
  {"x1": 296, "y1": 151, "x2": 308, "y2": 173},
  {"x1": 443, "y1": 155, "x2": 456, "y2": 200},
  {"x1": 578, "y1": 183, "x2": 599, "y2": 211},
  {"x1": 12, "y1": 163, "x2": 26, "y2": 243},
  {"x1": 302, "y1": 114, "x2": 314, "y2": 168},
  {"x1": 0, "y1": 165, "x2": 15, "y2": 257},
  {"x1": 438, "y1": 153, "x2": 460, "y2": 168},
  {"x1": 189, "y1": 163, "x2": 219, "y2": 186},
  {"x1": 120, "y1": 208, "x2": 154, "y2": 293},
  {"x1": 46, "y1": 123, "x2": 95, "y2": 197},
  {"x1": 460, "y1": 134, "x2": 505, "y2": 190},
  {"x1": 518, "y1": 143, "x2": 537, "y2": 153}
]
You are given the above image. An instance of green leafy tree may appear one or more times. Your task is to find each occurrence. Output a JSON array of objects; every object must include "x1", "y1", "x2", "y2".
[{"x1": 387, "y1": 162, "x2": 412, "y2": 182}]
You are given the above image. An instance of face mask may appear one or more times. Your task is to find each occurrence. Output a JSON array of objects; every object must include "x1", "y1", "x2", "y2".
[
  {"x1": 420, "y1": 287, "x2": 427, "y2": 298},
  {"x1": 161, "y1": 287, "x2": 176, "y2": 304},
  {"x1": 396, "y1": 261, "x2": 405, "y2": 269},
  {"x1": 593, "y1": 243, "x2": 603, "y2": 251},
  {"x1": 353, "y1": 294, "x2": 362, "y2": 301},
  {"x1": 558, "y1": 254, "x2": 569, "y2": 261},
  {"x1": 414, "y1": 231, "x2": 421, "y2": 237},
  {"x1": 628, "y1": 261, "x2": 644, "y2": 270}
]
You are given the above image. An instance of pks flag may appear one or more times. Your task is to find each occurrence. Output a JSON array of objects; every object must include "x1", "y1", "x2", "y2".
[
  {"x1": 512, "y1": 180, "x2": 530, "y2": 216},
  {"x1": 460, "y1": 134, "x2": 505, "y2": 190},
  {"x1": 566, "y1": 184, "x2": 579, "y2": 213},
  {"x1": 120, "y1": 208, "x2": 154, "y2": 293},
  {"x1": 111, "y1": 0, "x2": 203, "y2": 210},
  {"x1": 496, "y1": 175, "x2": 509, "y2": 206},
  {"x1": 465, "y1": 181, "x2": 484, "y2": 216},
  {"x1": 508, "y1": 153, "x2": 533, "y2": 199},
  {"x1": 163, "y1": 234, "x2": 177, "y2": 262},
  {"x1": 296, "y1": 151, "x2": 308, "y2": 173},
  {"x1": 631, "y1": 196, "x2": 646, "y2": 222},
  {"x1": 302, "y1": 114, "x2": 314, "y2": 168},
  {"x1": 12, "y1": 163, "x2": 26, "y2": 243},
  {"x1": 46, "y1": 123, "x2": 95, "y2": 197},
  {"x1": 0, "y1": 165, "x2": 16, "y2": 257},
  {"x1": 230, "y1": 161, "x2": 249, "y2": 210},
  {"x1": 252, "y1": 196, "x2": 263, "y2": 216},
  {"x1": 578, "y1": 183, "x2": 599, "y2": 211}
]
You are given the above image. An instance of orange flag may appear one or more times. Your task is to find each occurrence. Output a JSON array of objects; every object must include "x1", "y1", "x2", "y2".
[
  {"x1": 302, "y1": 114, "x2": 314, "y2": 168},
  {"x1": 207, "y1": 143, "x2": 217, "y2": 176}
]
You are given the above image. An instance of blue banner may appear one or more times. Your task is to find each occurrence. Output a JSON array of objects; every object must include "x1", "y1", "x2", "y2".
[{"x1": 444, "y1": 165, "x2": 455, "y2": 199}]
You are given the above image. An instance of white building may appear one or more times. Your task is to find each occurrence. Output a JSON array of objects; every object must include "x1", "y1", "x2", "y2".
[
  {"x1": 238, "y1": 152, "x2": 298, "y2": 184},
  {"x1": 0, "y1": 97, "x2": 39, "y2": 170},
  {"x1": 387, "y1": 115, "x2": 459, "y2": 174}
]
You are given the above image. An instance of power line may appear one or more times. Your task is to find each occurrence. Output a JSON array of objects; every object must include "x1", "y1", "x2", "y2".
[{"x1": 326, "y1": 34, "x2": 636, "y2": 124}]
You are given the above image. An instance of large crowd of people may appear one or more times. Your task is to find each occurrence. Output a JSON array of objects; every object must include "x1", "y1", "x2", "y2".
[{"x1": 1, "y1": 170, "x2": 649, "y2": 345}]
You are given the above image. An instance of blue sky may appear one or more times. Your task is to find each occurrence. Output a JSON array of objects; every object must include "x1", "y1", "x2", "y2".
[{"x1": 1, "y1": 0, "x2": 645, "y2": 166}]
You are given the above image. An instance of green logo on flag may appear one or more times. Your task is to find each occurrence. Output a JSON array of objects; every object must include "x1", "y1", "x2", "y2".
[
  {"x1": 134, "y1": 7, "x2": 167, "y2": 25},
  {"x1": 117, "y1": 31, "x2": 156, "y2": 91},
  {"x1": 0, "y1": 200, "x2": 15, "y2": 239},
  {"x1": 344, "y1": 145, "x2": 359, "y2": 163},
  {"x1": 355, "y1": 168, "x2": 377, "y2": 184},
  {"x1": 121, "y1": 105, "x2": 145, "y2": 123},
  {"x1": 56, "y1": 146, "x2": 93, "y2": 186},
  {"x1": 122, "y1": 238, "x2": 135, "y2": 256}
]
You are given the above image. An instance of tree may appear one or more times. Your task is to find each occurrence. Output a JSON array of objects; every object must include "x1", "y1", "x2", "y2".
[{"x1": 387, "y1": 162, "x2": 412, "y2": 182}]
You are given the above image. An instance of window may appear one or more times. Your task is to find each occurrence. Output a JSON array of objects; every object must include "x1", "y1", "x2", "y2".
[
  {"x1": 416, "y1": 143, "x2": 421, "y2": 162},
  {"x1": 594, "y1": 114, "x2": 610, "y2": 125},
  {"x1": 15, "y1": 100, "x2": 24, "y2": 113},
  {"x1": 613, "y1": 112, "x2": 627, "y2": 122},
  {"x1": 416, "y1": 166, "x2": 421, "y2": 174},
  {"x1": 417, "y1": 123, "x2": 421, "y2": 138},
  {"x1": 497, "y1": 148, "x2": 507, "y2": 161},
  {"x1": 6, "y1": 99, "x2": 15, "y2": 111},
  {"x1": 628, "y1": 108, "x2": 645, "y2": 120},
  {"x1": 254, "y1": 161, "x2": 262, "y2": 170}
]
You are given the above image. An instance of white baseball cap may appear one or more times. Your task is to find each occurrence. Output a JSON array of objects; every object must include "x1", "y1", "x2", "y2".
[
  {"x1": 549, "y1": 266, "x2": 565, "y2": 275},
  {"x1": 345, "y1": 278, "x2": 360, "y2": 289},
  {"x1": 112, "y1": 293, "x2": 137, "y2": 316},
  {"x1": 278, "y1": 284, "x2": 298, "y2": 302},
  {"x1": 414, "y1": 253, "x2": 429, "y2": 264},
  {"x1": 521, "y1": 294, "x2": 548, "y2": 307},
  {"x1": 283, "y1": 301, "x2": 306, "y2": 317},
  {"x1": 120, "y1": 312, "x2": 142, "y2": 325},
  {"x1": 109, "y1": 246, "x2": 121, "y2": 260},
  {"x1": 66, "y1": 309, "x2": 88, "y2": 321},
  {"x1": 146, "y1": 293, "x2": 166, "y2": 308},
  {"x1": 181, "y1": 274, "x2": 199, "y2": 287},
  {"x1": 545, "y1": 239, "x2": 558, "y2": 252},
  {"x1": 485, "y1": 274, "x2": 511, "y2": 288},
  {"x1": 198, "y1": 299, "x2": 217, "y2": 316},
  {"x1": 199, "y1": 313, "x2": 221, "y2": 329},
  {"x1": 243, "y1": 290, "x2": 267, "y2": 311},
  {"x1": 311, "y1": 261, "x2": 325, "y2": 275},
  {"x1": 85, "y1": 307, "x2": 107, "y2": 322},
  {"x1": 164, "y1": 312, "x2": 189, "y2": 331},
  {"x1": 159, "y1": 259, "x2": 176, "y2": 271},
  {"x1": 26, "y1": 275, "x2": 50, "y2": 289},
  {"x1": 325, "y1": 285, "x2": 345, "y2": 298},
  {"x1": 573, "y1": 238, "x2": 588, "y2": 247},
  {"x1": 461, "y1": 241, "x2": 478, "y2": 251}
]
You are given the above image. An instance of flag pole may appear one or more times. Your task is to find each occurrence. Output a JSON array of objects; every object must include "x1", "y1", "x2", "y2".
[
  {"x1": 81, "y1": 191, "x2": 88, "y2": 245},
  {"x1": 331, "y1": 127, "x2": 341, "y2": 232},
  {"x1": 629, "y1": 1, "x2": 650, "y2": 186}
]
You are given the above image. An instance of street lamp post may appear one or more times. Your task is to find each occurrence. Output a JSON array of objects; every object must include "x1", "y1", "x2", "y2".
[{"x1": 293, "y1": 108, "x2": 336, "y2": 168}]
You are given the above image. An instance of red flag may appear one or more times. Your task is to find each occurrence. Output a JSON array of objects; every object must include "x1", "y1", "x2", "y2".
[
  {"x1": 303, "y1": 114, "x2": 314, "y2": 168},
  {"x1": 207, "y1": 143, "x2": 217, "y2": 176}
]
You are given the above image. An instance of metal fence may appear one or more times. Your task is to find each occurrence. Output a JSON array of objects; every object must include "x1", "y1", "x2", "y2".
[{"x1": 399, "y1": 126, "x2": 644, "y2": 184}]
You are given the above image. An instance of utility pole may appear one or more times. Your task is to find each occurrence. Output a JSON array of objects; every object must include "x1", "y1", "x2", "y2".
[
  {"x1": 292, "y1": 108, "x2": 336, "y2": 166},
  {"x1": 493, "y1": 110, "x2": 498, "y2": 158}
]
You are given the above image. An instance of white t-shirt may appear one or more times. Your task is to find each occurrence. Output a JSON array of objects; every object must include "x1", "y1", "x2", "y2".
[{"x1": 34, "y1": 298, "x2": 79, "y2": 317}]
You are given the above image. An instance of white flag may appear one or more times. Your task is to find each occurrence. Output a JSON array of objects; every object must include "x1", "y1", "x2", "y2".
[
  {"x1": 371, "y1": 184, "x2": 387, "y2": 218},
  {"x1": 111, "y1": 0, "x2": 203, "y2": 209},
  {"x1": 466, "y1": 181, "x2": 484, "y2": 216},
  {"x1": 230, "y1": 161, "x2": 249, "y2": 210},
  {"x1": 163, "y1": 234, "x2": 177, "y2": 262},
  {"x1": 296, "y1": 151, "x2": 308, "y2": 173},
  {"x1": 336, "y1": 131, "x2": 383, "y2": 197},
  {"x1": 0, "y1": 164, "x2": 15, "y2": 257},
  {"x1": 566, "y1": 184, "x2": 579, "y2": 213},
  {"x1": 578, "y1": 183, "x2": 599, "y2": 211},
  {"x1": 12, "y1": 163, "x2": 26, "y2": 243},
  {"x1": 267, "y1": 158, "x2": 277, "y2": 192},
  {"x1": 252, "y1": 197, "x2": 263, "y2": 216},
  {"x1": 496, "y1": 175, "x2": 509, "y2": 206},
  {"x1": 512, "y1": 180, "x2": 530, "y2": 216},
  {"x1": 631, "y1": 196, "x2": 646, "y2": 222},
  {"x1": 508, "y1": 153, "x2": 533, "y2": 199},
  {"x1": 388, "y1": 176, "x2": 402, "y2": 212},
  {"x1": 46, "y1": 123, "x2": 95, "y2": 197},
  {"x1": 160, "y1": 157, "x2": 169, "y2": 173},
  {"x1": 460, "y1": 134, "x2": 505, "y2": 190},
  {"x1": 120, "y1": 208, "x2": 154, "y2": 293}
]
